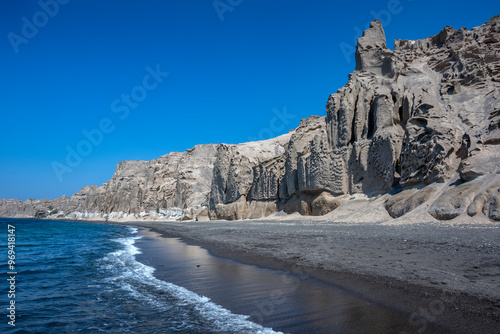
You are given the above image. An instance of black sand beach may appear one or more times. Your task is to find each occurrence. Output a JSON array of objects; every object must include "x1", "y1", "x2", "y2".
[
  {"x1": 108, "y1": 219, "x2": 500, "y2": 333},
  {"x1": 135, "y1": 228, "x2": 437, "y2": 333}
]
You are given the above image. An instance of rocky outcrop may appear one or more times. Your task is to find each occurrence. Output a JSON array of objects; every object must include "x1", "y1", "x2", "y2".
[
  {"x1": 1, "y1": 144, "x2": 220, "y2": 221},
  {"x1": 208, "y1": 117, "x2": 323, "y2": 219},
  {"x1": 325, "y1": 17, "x2": 499, "y2": 221},
  {"x1": 1, "y1": 17, "x2": 499, "y2": 222},
  {"x1": 310, "y1": 192, "x2": 349, "y2": 216},
  {"x1": 0, "y1": 199, "x2": 40, "y2": 217},
  {"x1": 59, "y1": 144, "x2": 220, "y2": 217},
  {"x1": 429, "y1": 174, "x2": 500, "y2": 221},
  {"x1": 385, "y1": 185, "x2": 438, "y2": 218},
  {"x1": 209, "y1": 133, "x2": 291, "y2": 206},
  {"x1": 429, "y1": 181, "x2": 482, "y2": 220}
]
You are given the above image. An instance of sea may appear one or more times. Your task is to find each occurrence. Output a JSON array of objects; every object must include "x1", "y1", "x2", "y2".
[{"x1": 0, "y1": 218, "x2": 280, "y2": 334}]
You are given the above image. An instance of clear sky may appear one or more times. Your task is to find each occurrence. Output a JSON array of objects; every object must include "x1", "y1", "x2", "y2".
[{"x1": 0, "y1": 0, "x2": 498, "y2": 200}]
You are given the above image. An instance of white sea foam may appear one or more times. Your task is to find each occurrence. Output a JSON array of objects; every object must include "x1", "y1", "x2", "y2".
[
  {"x1": 127, "y1": 226, "x2": 138, "y2": 234},
  {"x1": 101, "y1": 233, "x2": 282, "y2": 334}
]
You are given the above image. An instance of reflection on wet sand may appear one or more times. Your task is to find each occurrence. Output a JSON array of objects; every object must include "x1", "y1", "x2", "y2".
[{"x1": 136, "y1": 228, "x2": 442, "y2": 334}]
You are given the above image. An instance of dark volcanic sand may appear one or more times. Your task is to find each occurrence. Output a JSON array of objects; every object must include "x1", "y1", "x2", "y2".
[
  {"x1": 135, "y1": 228, "x2": 441, "y2": 333},
  {"x1": 110, "y1": 219, "x2": 500, "y2": 333}
]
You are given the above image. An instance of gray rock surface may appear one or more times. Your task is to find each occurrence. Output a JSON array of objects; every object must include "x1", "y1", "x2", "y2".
[
  {"x1": 385, "y1": 185, "x2": 438, "y2": 218},
  {"x1": 466, "y1": 175, "x2": 500, "y2": 220},
  {"x1": 310, "y1": 191, "x2": 348, "y2": 216},
  {"x1": 1, "y1": 144, "x2": 219, "y2": 220},
  {"x1": 284, "y1": 116, "x2": 326, "y2": 197},
  {"x1": 207, "y1": 133, "x2": 292, "y2": 218},
  {"x1": 429, "y1": 174, "x2": 500, "y2": 220},
  {"x1": 429, "y1": 181, "x2": 482, "y2": 220},
  {"x1": 1, "y1": 18, "x2": 499, "y2": 222}
]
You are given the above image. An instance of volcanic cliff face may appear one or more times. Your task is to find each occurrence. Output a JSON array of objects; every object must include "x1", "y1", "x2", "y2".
[{"x1": 2, "y1": 17, "x2": 499, "y2": 222}]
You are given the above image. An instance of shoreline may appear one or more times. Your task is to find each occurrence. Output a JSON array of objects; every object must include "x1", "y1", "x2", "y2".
[
  {"x1": 5, "y1": 216, "x2": 499, "y2": 332},
  {"x1": 133, "y1": 227, "x2": 425, "y2": 333},
  {"x1": 113, "y1": 219, "x2": 500, "y2": 333}
]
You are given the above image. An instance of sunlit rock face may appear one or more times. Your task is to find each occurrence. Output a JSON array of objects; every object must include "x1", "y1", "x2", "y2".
[{"x1": 2, "y1": 18, "x2": 499, "y2": 221}]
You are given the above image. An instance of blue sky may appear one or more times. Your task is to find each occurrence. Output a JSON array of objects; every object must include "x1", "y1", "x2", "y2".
[{"x1": 0, "y1": 0, "x2": 498, "y2": 200}]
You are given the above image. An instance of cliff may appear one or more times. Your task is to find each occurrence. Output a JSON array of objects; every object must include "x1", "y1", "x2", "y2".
[{"x1": 2, "y1": 17, "x2": 500, "y2": 222}]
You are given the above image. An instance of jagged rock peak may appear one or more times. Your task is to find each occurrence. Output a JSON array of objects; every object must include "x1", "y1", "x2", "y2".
[
  {"x1": 355, "y1": 19, "x2": 389, "y2": 73},
  {"x1": 358, "y1": 19, "x2": 387, "y2": 49}
]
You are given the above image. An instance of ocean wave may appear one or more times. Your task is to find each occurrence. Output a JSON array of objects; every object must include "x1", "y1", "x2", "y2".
[{"x1": 100, "y1": 233, "x2": 283, "y2": 334}]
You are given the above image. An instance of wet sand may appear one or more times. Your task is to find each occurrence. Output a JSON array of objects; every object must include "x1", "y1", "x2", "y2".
[
  {"x1": 110, "y1": 219, "x2": 500, "y2": 333},
  {"x1": 135, "y1": 228, "x2": 441, "y2": 333}
]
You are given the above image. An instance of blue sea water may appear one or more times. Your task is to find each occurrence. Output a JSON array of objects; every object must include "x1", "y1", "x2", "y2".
[{"x1": 0, "y1": 218, "x2": 280, "y2": 333}]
